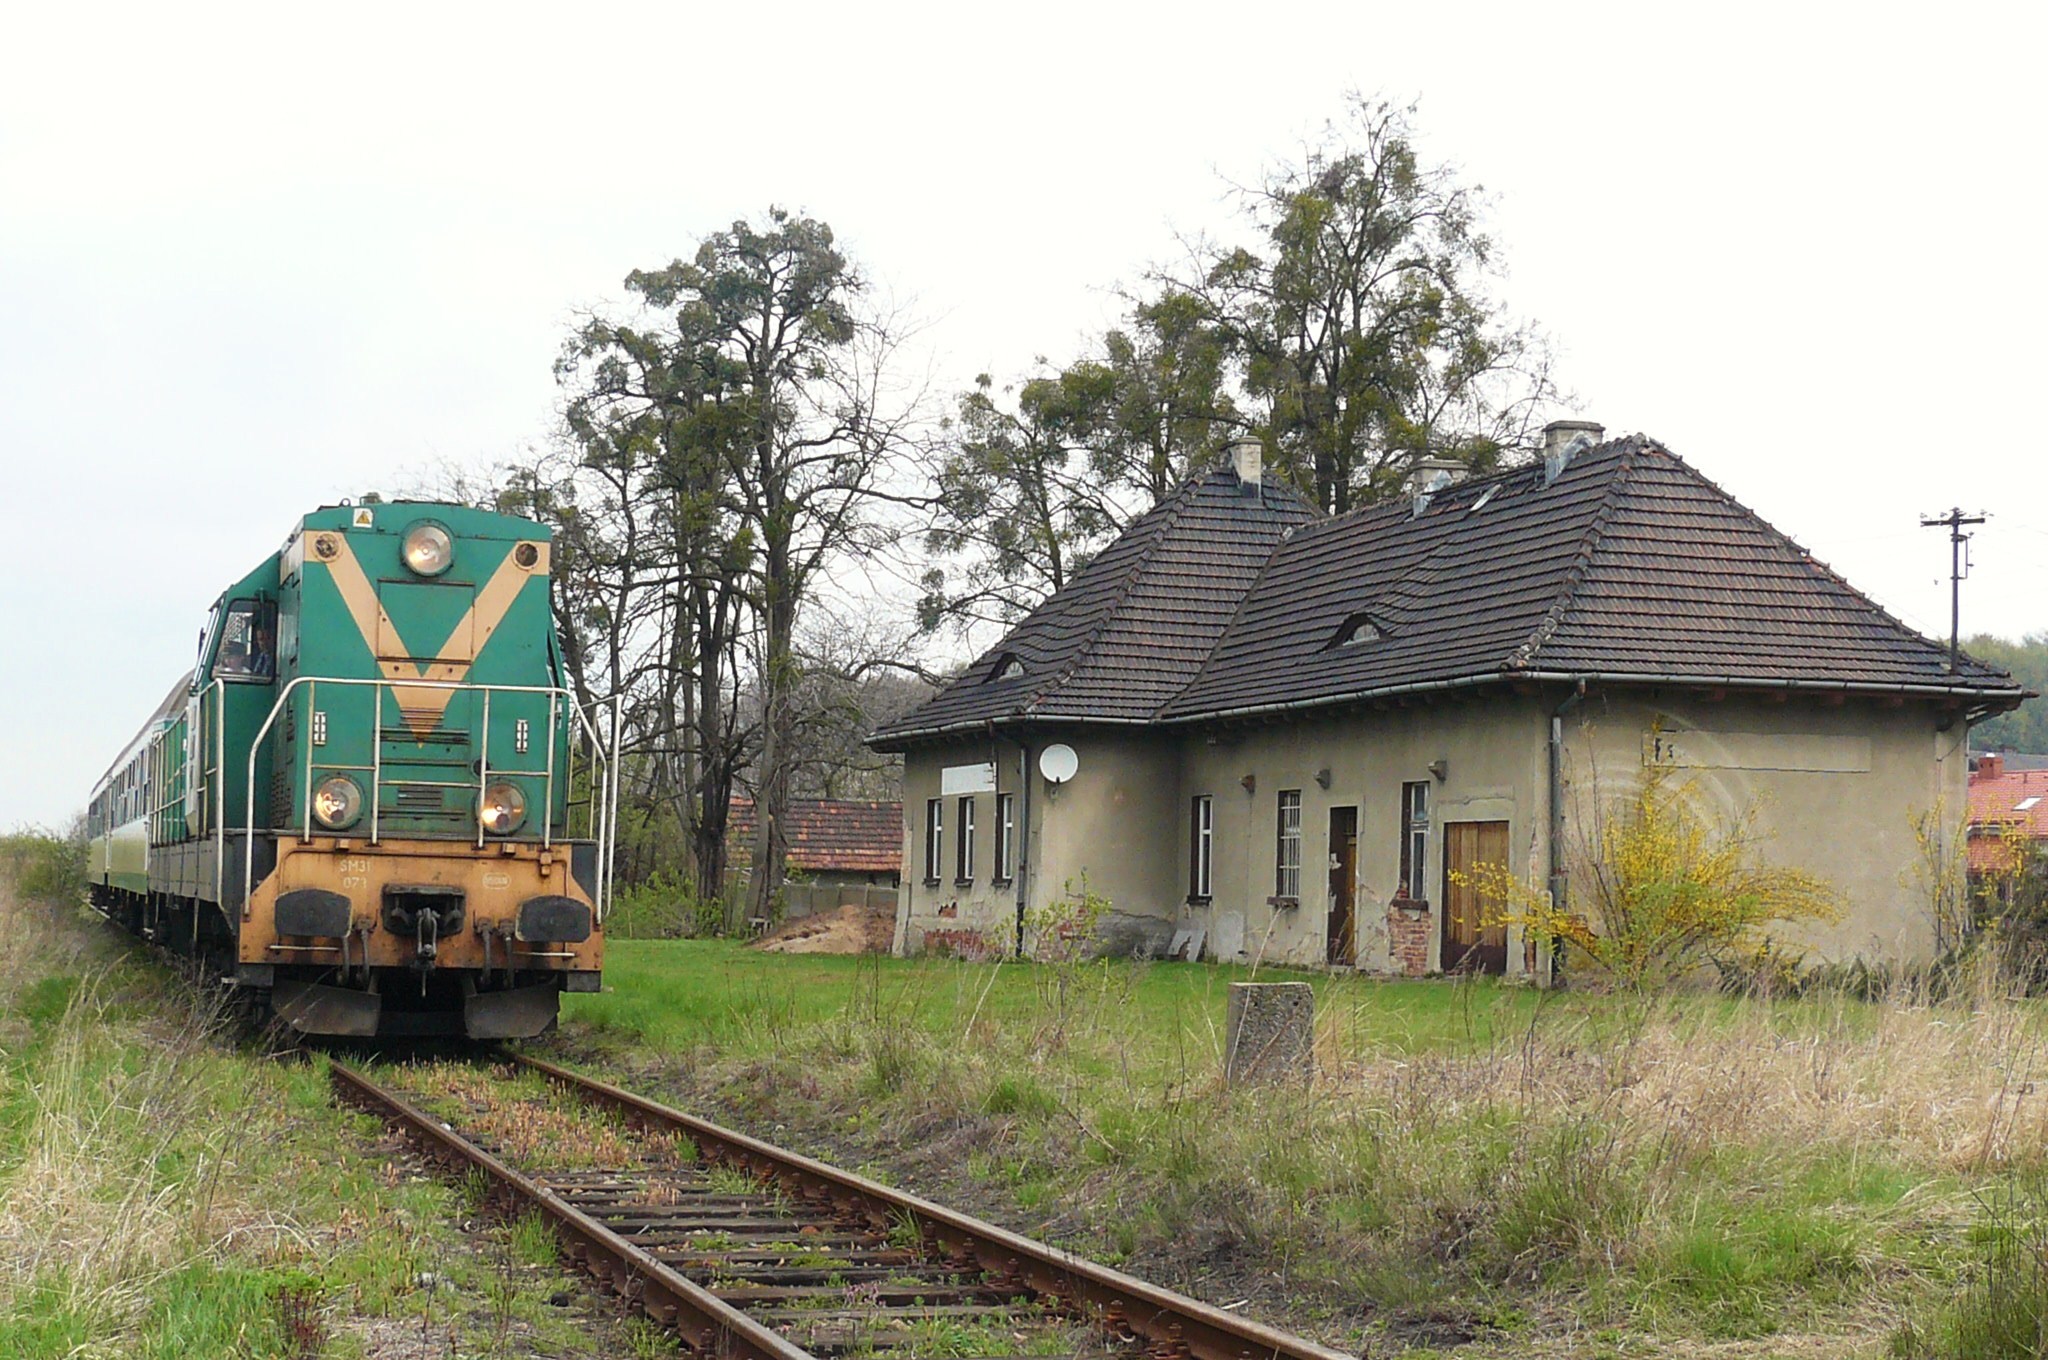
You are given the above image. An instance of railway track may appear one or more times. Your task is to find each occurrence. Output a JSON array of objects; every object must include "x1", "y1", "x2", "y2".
[{"x1": 330, "y1": 1055, "x2": 1352, "y2": 1360}]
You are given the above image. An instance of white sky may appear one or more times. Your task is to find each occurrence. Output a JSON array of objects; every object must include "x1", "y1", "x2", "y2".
[{"x1": 4, "y1": 1, "x2": 2044, "y2": 827}]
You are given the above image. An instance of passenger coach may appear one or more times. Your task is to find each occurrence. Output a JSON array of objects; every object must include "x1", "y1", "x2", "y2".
[{"x1": 85, "y1": 500, "x2": 616, "y2": 1038}]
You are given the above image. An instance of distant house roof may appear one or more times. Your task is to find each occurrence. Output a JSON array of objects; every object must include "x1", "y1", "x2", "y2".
[
  {"x1": 873, "y1": 437, "x2": 2023, "y2": 749},
  {"x1": 1968, "y1": 757, "x2": 2048, "y2": 874},
  {"x1": 1982, "y1": 752, "x2": 2048, "y2": 773},
  {"x1": 728, "y1": 798, "x2": 901, "y2": 875}
]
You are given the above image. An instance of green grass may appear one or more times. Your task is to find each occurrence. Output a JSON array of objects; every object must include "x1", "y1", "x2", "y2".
[
  {"x1": 553, "y1": 938, "x2": 2048, "y2": 1355},
  {"x1": 0, "y1": 861, "x2": 637, "y2": 1359},
  {"x1": 570, "y1": 938, "x2": 1555, "y2": 1066}
]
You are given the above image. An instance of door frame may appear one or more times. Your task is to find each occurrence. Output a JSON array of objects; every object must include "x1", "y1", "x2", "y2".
[
  {"x1": 1326, "y1": 805, "x2": 1358, "y2": 966},
  {"x1": 1441, "y1": 818, "x2": 1510, "y2": 975}
]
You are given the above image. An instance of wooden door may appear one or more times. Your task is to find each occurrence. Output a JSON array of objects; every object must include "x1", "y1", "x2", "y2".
[
  {"x1": 1442, "y1": 820, "x2": 1510, "y2": 974},
  {"x1": 1326, "y1": 806, "x2": 1358, "y2": 965}
]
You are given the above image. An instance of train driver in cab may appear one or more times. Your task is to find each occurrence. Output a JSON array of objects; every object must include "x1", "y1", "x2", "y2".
[{"x1": 247, "y1": 623, "x2": 275, "y2": 678}]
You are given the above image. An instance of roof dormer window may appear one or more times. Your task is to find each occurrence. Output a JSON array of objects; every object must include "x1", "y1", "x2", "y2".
[
  {"x1": 1331, "y1": 613, "x2": 1385, "y2": 649},
  {"x1": 989, "y1": 653, "x2": 1025, "y2": 682}
]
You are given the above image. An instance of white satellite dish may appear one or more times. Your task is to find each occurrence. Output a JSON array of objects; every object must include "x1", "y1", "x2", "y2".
[{"x1": 1038, "y1": 743, "x2": 1079, "y2": 784}]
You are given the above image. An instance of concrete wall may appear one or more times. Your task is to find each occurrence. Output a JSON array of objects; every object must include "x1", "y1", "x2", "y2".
[
  {"x1": 1174, "y1": 699, "x2": 1550, "y2": 972},
  {"x1": 1564, "y1": 692, "x2": 1968, "y2": 963},
  {"x1": 779, "y1": 881, "x2": 899, "y2": 922},
  {"x1": 896, "y1": 732, "x2": 1182, "y2": 958},
  {"x1": 896, "y1": 738, "x2": 1022, "y2": 955},
  {"x1": 892, "y1": 691, "x2": 1970, "y2": 972}
]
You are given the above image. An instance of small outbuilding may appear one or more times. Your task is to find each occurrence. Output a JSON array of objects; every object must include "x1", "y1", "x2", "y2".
[
  {"x1": 727, "y1": 797, "x2": 901, "y2": 919},
  {"x1": 869, "y1": 427, "x2": 2025, "y2": 975}
]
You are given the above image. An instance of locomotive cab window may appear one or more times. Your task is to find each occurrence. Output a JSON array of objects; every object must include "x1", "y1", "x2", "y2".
[{"x1": 211, "y1": 600, "x2": 277, "y2": 682}]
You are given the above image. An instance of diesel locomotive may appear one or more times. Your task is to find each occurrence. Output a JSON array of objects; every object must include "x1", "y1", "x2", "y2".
[{"x1": 84, "y1": 501, "x2": 615, "y2": 1038}]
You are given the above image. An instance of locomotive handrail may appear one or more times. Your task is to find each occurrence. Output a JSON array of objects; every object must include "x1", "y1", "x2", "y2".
[
  {"x1": 208, "y1": 678, "x2": 226, "y2": 914},
  {"x1": 239, "y1": 675, "x2": 617, "y2": 923}
]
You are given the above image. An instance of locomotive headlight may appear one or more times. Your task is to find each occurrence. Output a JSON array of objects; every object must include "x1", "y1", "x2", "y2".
[
  {"x1": 478, "y1": 781, "x2": 526, "y2": 835},
  {"x1": 401, "y1": 521, "x2": 454, "y2": 577},
  {"x1": 311, "y1": 776, "x2": 363, "y2": 830}
]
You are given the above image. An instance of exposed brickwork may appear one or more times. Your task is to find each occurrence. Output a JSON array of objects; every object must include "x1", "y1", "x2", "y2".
[
  {"x1": 922, "y1": 928, "x2": 999, "y2": 961},
  {"x1": 1388, "y1": 903, "x2": 1432, "y2": 977}
]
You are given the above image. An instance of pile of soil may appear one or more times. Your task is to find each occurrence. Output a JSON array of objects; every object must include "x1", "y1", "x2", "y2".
[{"x1": 752, "y1": 902, "x2": 894, "y2": 955}]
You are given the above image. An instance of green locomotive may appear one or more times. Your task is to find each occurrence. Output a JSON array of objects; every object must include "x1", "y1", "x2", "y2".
[{"x1": 84, "y1": 501, "x2": 615, "y2": 1038}]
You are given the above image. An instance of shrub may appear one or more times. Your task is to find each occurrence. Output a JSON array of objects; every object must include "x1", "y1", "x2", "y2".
[
  {"x1": 1467, "y1": 764, "x2": 1842, "y2": 990},
  {"x1": 605, "y1": 870, "x2": 726, "y2": 939},
  {"x1": 1022, "y1": 875, "x2": 1106, "y2": 963},
  {"x1": 0, "y1": 826, "x2": 86, "y2": 906},
  {"x1": 1023, "y1": 876, "x2": 1108, "y2": 1045}
]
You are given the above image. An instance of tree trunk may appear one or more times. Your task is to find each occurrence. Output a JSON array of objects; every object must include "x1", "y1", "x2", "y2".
[
  {"x1": 750, "y1": 530, "x2": 795, "y2": 925},
  {"x1": 689, "y1": 577, "x2": 734, "y2": 907}
]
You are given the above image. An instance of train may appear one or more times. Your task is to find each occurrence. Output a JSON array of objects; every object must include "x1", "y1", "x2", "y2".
[{"x1": 84, "y1": 500, "x2": 615, "y2": 1038}]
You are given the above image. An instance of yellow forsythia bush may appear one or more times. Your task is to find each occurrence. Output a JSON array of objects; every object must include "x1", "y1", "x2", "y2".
[{"x1": 1460, "y1": 765, "x2": 1842, "y2": 990}]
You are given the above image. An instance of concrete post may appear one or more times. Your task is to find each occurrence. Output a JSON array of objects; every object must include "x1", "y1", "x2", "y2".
[{"x1": 1224, "y1": 981, "x2": 1315, "y2": 1085}]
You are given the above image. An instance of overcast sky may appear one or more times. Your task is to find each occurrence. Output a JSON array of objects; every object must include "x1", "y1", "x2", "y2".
[{"x1": 4, "y1": 2, "x2": 2043, "y2": 828}]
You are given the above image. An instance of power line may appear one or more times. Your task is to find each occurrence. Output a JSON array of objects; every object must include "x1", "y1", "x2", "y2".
[{"x1": 1920, "y1": 507, "x2": 1988, "y2": 672}]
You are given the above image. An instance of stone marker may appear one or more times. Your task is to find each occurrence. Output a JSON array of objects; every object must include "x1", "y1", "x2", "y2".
[{"x1": 1224, "y1": 981, "x2": 1314, "y2": 1085}]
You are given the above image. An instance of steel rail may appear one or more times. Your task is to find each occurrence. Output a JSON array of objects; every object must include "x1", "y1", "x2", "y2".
[
  {"x1": 517, "y1": 1054, "x2": 1355, "y2": 1360},
  {"x1": 327, "y1": 1060, "x2": 817, "y2": 1360}
]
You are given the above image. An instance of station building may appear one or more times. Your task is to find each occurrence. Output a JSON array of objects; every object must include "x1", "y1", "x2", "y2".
[{"x1": 868, "y1": 426, "x2": 2025, "y2": 976}]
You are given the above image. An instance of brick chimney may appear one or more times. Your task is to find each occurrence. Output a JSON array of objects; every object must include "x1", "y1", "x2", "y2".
[
  {"x1": 1229, "y1": 437, "x2": 1263, "y2": 497},
  {"x1": 1542, "y1": 419, "x2": 1604, "y2": 484},
  {"x1": 1407, "y1": 456, "x2": 1464, "y2": 517},
  {"x1": 1977, "y1": 752, "x2": 2006, "y2": 781}
]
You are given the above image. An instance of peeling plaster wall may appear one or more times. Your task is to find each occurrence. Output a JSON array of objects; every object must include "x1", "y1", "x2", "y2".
[
  {"x1": 1173, "y1": 698, "x2": 1550, "y2": 972},
  {"x1": 1563, "y1": 693, "x2": 1968, "y2": 963},
  {"x1": 896, "y1": 732, "x2": 1181, "y2": 958},
  {"x1": 892, "y1": 691, "x2": 1970, "y2": 971}
]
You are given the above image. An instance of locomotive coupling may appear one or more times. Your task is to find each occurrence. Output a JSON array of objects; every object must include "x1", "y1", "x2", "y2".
[{"x1": 381, "y1": 886, "x2": 467, "y2": 968}]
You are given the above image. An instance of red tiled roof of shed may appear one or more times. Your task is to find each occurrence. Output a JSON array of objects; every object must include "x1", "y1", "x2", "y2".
[{"x1": 728, "y1": 798, "x2": 902, "y2": 874}]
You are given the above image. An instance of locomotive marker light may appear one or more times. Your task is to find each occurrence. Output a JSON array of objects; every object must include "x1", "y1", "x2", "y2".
[
  {"x1": 479, "y1": 781, "x2": 526, "y2": 835},
  {"x1": 401, "y1": 521, "x2": 455, "y2": 577},
  {"x1": 312, "y1": 776, "x2": 363, "y2": 830}
]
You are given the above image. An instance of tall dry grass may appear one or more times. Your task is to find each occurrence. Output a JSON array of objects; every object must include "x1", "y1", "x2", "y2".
[
  {"x1": 620, "y1": 947, "x2": 2048, "y2": 1345},
  {"x1": 1324, "y1": 968, "x2": 2048, "y2": 1186},
  {"x1": 0, "y1": 878, "x2": 309, "y2": 1340}
]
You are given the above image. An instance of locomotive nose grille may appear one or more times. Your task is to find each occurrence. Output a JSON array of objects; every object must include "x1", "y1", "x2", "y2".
[
  {"x1": 381, "y1": 712, "x2": 471, "y2": 746},
  {"x1": 393, "y1": 786, "x2": 446, "y2": 811}
]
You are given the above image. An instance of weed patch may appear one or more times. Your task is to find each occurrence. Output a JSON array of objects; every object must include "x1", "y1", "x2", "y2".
[
  {"x1": 0, "y1": 856, "x2": 642, "y2": 1357},
  {"x1": 556, "y1": 938, "x2": 2048, "y2": 1355}
]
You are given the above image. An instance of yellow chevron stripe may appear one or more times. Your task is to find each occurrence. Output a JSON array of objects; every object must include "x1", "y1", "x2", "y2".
[{"x1": 313, "y1": 533, "x2": 549, "y2": 739}]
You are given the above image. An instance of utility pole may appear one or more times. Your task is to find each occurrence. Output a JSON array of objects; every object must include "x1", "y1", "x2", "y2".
[{"x1": 1920, "y1": 507, "x2": 1988, "y2": 672}]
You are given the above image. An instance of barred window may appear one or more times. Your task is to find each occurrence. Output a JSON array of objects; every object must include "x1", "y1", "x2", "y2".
[
  {"x1": 1275, "y1": 790, "x2": 1302, "y2": 900},
  {"x1": 1400, "y1": 781, "x2": 1431, "y2": 901},
  {"x1": 956, "y1": 796, "x2": 976, "y2": 883},
  {"x1": 1190, "y1": 795, "x2": 1214, "y2": 898},
  {"x1": 995, "y1": 793, "x2": 1015, "y2": 881}
]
